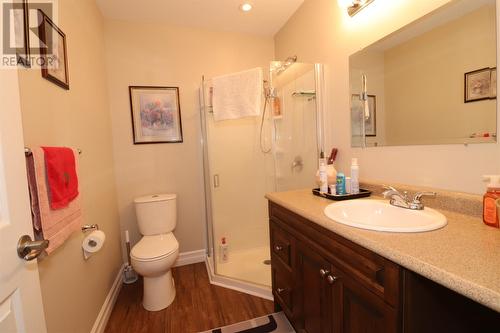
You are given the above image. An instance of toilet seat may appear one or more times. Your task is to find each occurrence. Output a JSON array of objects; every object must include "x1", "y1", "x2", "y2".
[{"x1": 131, "y1": 233, "x2": 178, "y2": 262}]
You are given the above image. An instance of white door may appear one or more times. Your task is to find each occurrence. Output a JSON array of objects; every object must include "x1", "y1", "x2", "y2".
[{"x1": 0, "y1": 70, "x2": 47, "y2": 332}]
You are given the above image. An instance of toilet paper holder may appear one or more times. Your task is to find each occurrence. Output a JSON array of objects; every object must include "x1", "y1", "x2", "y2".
[{"x1": 81, "y1": 224, "x2": 99, "y2": 233}]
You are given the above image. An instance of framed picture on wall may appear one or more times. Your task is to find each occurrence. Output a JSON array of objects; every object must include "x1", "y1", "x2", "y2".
[
  {"x1": 38, "y1": 10, "x2": 69, "y2": 89},
  {"x1": 129, "y1": 86, "x2": 183, "y2": 144},
  {"x1": 351, "y1": 94, "x2": 377, "y2": 136},
  {"x1": 12, "y1": 0, "x2": 30, "y2": 67},
  {"x1": 464, "y1": 67, "x2": 491, "y2": 103}
]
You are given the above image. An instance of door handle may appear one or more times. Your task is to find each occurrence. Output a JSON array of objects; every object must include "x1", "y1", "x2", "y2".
[
  {"x1": 319, "y1": 268, "x2": 330, "y2": 277},
  {"x1": 326, "y1": 275, "x2": 338, "y2": 284},
  {"x1": 17, "y1": 235, "x2": 49, "y2": 261}
]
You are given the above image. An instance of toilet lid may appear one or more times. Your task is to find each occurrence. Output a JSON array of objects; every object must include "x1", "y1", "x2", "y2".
[{"x1": 131, "y1": 233, "x2": 178, "y2": 261}]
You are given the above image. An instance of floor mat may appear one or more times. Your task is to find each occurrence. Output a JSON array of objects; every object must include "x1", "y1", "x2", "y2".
[{"x1": 200, "y1": 312, "x2": 295, "y2": 333}]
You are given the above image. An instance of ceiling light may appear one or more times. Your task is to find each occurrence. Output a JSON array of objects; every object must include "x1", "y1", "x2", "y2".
[
  {"x1": 338, "y1": 0, "x2": 374, "y2": 17},
  {"x1": 240, "y1": 3, "x2": 253, "y2": 12}
]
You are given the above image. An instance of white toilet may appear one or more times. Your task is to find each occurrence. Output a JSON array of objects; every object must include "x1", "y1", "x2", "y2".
[{"x1": 131, "y1": 193, "x2": 179, "y2": 311}]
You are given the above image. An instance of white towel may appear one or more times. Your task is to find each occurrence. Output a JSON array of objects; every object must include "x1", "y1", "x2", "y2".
[{"x1": 212, "y1": 67, "x2": 263, "y2": 121}]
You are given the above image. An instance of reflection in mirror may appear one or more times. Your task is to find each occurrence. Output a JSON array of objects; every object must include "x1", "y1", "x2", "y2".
[{"x1": 350, "y1": 0, "x2": 497, "y2": 147}]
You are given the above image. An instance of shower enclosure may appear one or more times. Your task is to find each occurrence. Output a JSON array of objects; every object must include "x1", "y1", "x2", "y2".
[{"x1": 200, "y1": 61, "x2": 325, "y2": 297}]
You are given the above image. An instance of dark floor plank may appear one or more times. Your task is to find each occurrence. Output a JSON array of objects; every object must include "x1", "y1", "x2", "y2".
[{"x1": 105, "y1": 262, "x2": 274, "y2": 333}]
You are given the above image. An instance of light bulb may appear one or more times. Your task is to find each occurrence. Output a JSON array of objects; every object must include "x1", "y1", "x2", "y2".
[
  {"x1": 338, "y1": 0, "x2": 353, "y2": 9},
  {"x1": 240, "y1": 3, "x2": 253, "y2": 12}
]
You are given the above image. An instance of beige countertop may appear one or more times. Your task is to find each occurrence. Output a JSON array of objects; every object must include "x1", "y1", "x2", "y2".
[{"x1": 265, "y1": 189, "x2": 500, "y2": 312}]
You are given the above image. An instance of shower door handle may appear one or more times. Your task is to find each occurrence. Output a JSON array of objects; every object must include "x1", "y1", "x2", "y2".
[{"x1": 213, "y1": 174, "x2": 220, "y2": 188}]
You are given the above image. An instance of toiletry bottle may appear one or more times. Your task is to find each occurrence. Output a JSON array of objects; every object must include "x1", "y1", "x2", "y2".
[
  {"x1": 329, "y1": 184, "x2": 337, "y2": 196},
  {"x1": 351, "y1": 158, "x2": 360, "y2": 194},
  {"x1": 316, "y1": 148, "x2": 337, "y2": 185},
  {"x1": 220, "y1": 237, "x2": 229, "y2": 263},
  {"x1": 319, "y1": 152, "x2": 328, "y2": 193},
  {"x1": 483, "y1": 175, "x2": 500, "y2": 228},
  {"x1": 273, "y1": 96, "x2": 281, "y2": 116},
  {"x1": 345, "y1": 177, "x2": 352, "y2": 194},
  {"x1": 336, "y1": 173, "x2": 346, "y2": 195}
]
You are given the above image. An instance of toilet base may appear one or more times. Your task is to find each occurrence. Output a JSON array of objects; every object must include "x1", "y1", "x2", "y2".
[{"x1": 142, "y1": 270, "x2": 176, "y2": 311}]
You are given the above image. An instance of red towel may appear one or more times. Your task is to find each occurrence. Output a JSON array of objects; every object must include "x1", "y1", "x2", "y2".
[{"x1": 41, "y1": 147, "x2": 79, "y2": 209}]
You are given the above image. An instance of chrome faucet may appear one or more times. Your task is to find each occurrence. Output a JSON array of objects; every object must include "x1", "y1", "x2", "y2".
[{"x1": 382, "y1": 185, "x2": 436, "y2": 210}]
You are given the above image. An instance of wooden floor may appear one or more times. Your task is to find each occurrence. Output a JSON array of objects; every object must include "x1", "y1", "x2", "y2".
[{"x1": 105, "y1": 263, "x2": 274, "y2": 333}]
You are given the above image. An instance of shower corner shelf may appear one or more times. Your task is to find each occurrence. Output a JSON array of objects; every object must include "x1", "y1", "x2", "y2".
[{"x1": 292, "y1": 91, "x2": 316, "y2": 97}]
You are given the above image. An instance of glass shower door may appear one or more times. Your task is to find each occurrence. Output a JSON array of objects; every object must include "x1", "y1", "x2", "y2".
[
  {"x1": 201, "y1": 62, "x2": 323, "y2": 290},
  {"x1": 271, "y1": 62, "x2": 320, "y2": 192}
]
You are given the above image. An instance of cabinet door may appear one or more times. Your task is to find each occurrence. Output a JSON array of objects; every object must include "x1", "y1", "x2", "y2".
[
  {"x1": 295, "y1": 243, "x2": 334, "y2": 333},
  {"x1": 333, "y1": 269, "x2": 399, "y2": 333}
]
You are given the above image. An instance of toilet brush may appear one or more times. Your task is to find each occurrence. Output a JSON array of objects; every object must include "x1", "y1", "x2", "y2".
[{"x1": 122, "y1": 230, "x2": 138, "y2": 284}]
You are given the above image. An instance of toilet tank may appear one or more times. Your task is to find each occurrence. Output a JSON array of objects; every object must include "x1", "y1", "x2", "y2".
[{"x1": 134, "y1": 194, "x2": 177, "y2": 236}]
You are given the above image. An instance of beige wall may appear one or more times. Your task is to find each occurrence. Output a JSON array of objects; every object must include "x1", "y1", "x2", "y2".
[
  {"x1": 384, "y1": 5, "x2": 496, "y2": 144},
  {"x1": 103, "y1": 20, "x2": 274, "y2": 257},
  {"x1": 17, "y1": 0, "x2": 123, "y2": 332},
  {"x1": 275, "y1": 0, "x2": 500, "y2": 194}
]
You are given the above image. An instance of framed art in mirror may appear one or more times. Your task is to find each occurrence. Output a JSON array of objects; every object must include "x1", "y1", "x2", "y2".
[{"x1": 464, "y1": 67, "x2": 497, "y2": 103}]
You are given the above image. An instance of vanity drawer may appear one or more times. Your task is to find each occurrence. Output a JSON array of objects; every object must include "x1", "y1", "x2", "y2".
[
  {"x1": 270, "y1": 221, "x2": 293, "y2": 269},
  {"x1": 269, "y1": 202, "x2": 401, "y2": 307},
  {"x1": 272, "y1": 262, "x2": 294, "y2": 316}
]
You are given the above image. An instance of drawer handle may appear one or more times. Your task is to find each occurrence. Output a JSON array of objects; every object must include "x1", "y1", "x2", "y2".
[
  {"x1": 319, "y1": 268, "x2": 330, "y2": 277},
  {"x1": 276, "y1": 287, "x2": 286, "y2": 294},
  {"x1": 274, "y1": 245, "x2": 283, "y2": 252},
  {"x1": 326, "y1": 275, "x2": 338, "y2": 284}
]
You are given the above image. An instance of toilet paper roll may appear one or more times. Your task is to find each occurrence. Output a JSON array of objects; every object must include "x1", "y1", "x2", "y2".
[{"x1": 82, "y1": 230, "x2": 106, "y2": 253}]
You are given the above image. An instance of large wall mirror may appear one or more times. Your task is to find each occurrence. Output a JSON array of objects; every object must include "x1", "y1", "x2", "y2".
[{"x1": 350, "y1": 0, "x2": 497, "y2": 147}]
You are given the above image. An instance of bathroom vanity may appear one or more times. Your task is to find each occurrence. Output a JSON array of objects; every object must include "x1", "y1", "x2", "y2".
[{"x1": 267, "y1": 190, "x2": 500, "y2": 333}]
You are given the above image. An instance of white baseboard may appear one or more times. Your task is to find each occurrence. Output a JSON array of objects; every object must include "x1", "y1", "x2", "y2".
[
  {"x1": 90, "y1": 263, "x2": 125, "y2": 333},
  {"x1": 174, "y1": 249, "x2": 206, "y2": 267},
  {"x1": 205, "y1": 257, "x2": 273, "y2": 301}
]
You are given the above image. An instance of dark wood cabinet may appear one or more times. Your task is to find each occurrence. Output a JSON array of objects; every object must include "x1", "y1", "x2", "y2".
[
  {"x1": 295, "y1": 242, "x2": 335, "y2": 333},
  {"x1": 270, "y1": 202, "x2": 400, "y2": 333},
  {"x1": 269, "y1": 201, "x2": 500, "y2": 333},
  {"x1": 335, "y1": 269, "x2": 398, "y2": 333}
]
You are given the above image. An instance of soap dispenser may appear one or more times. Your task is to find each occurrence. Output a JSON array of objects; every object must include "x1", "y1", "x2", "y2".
[{"x1": 483, "y1": 175, "x2": 500, "y2": 228}]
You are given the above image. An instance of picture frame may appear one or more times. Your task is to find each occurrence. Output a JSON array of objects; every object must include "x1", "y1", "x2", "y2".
[
  {"x1": 464, "y1": 67, "x2": 492, "y2": 103},
  {"x1": 129, "y1": 86, "x2": 183, "y2": 144},
  {"x1": 351, "y1": 94, "x2": 377, "y2": 136},
  {"x1": 38, "y1": 10, "x2": 69, "y2": 90},
  {"x1": 13, "y1": 0, "x2": 30, "y2": 67},
  {"x1": 490, "y1": 67, "x2": 496, "y2": 99}
]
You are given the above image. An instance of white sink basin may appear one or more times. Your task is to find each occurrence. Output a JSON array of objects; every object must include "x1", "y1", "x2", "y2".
[{"x1": 324, "y1": 199, "x2": 447, "y2": 233}]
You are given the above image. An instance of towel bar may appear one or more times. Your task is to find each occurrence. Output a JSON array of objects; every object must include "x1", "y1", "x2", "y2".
[{"x1": 24, "y1": 147, "x2": 82, "y2": 156}]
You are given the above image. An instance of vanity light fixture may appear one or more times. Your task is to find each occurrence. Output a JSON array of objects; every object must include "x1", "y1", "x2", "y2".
[
  {"x1": 338, "y1": 0, "x2": 375, "y2": 17},
  {"x1": 239, "y1": 3, "x2": 253, "y2": 12}
]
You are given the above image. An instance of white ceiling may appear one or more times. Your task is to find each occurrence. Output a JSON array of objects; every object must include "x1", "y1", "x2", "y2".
[{"x1": 96, "y1": 0, "x2": 304, "y2": 36}]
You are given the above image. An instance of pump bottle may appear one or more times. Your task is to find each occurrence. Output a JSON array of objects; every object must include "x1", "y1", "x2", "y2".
[{"x1": 483, "y1": 175, "x2": 500, "y2": 228}]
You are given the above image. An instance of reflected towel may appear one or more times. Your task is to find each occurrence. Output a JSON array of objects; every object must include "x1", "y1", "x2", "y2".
[
  {"x1": 28, "y1": 147, "x2": 82, "y2": 254},
  {"x1": 212, "y1": 67, "x2": 263, "y2": 121}
]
